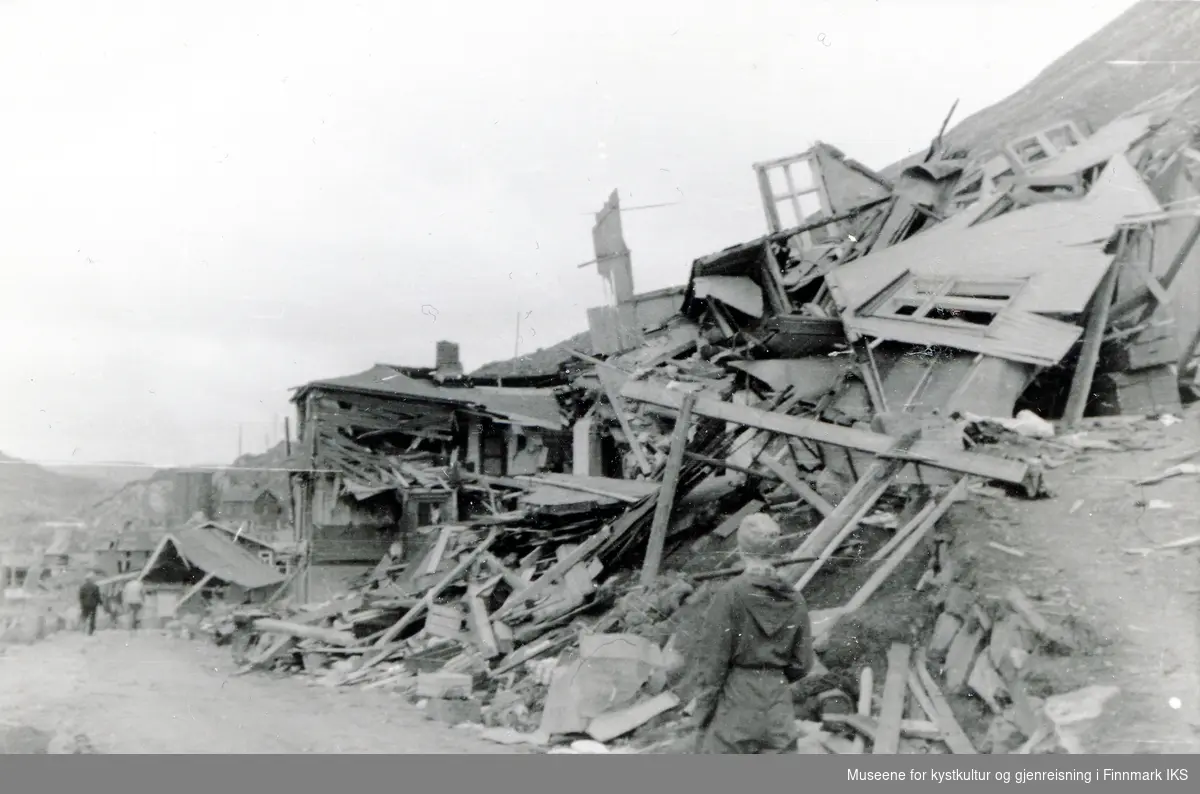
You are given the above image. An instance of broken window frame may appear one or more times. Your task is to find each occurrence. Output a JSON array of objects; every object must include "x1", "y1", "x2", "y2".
[{"x1": 860, "y1": 272, "x2": 1028, "y2": 333}]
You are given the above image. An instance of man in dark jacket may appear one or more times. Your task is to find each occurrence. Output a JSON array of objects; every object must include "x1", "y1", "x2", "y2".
[
  {"x1": 690, "y1": 512, "x2": 814, "y2": 753},
  {"x1": 78, "y1": 573, "x2": 102, "y2": 636}
]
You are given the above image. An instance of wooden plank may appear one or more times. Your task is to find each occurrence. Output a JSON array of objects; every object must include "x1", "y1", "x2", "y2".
[
  {"x1": 792, "y1": 476, "x2": 890, "y2": 592},
  {"x1": 873, "y1": 644, "x2": 911, "y2": 754},
  {"x1": 787, "y1": 432, "x2": 920, "y2": 589},
  {"x1": 493, "y1": 525, "x2": 613, "y2": 620},
  {"x1": 1063, "y1": 258, "x2": 1120, "y2": 425},
  {"x1": 871, "y1": 496, "x2": 937, "y2": 561},
  {"x1": 907, "y1": 670, "x2": 939, "y2": 723},
  {"x1": 844, "y1": 477, "x2": 968, "y2": 612},
  {"x1": 851, "y1": 666, "x2": 873, "y2": 754},
  {"x1": 759, "y1": 455, "x2": 834, "y2": 517},
  {"x1": 596, "y1": 365, "x2": 653, "y2": 476},
  {"x1": 424, "y1": 527, "x2": 456, "y2": 576},
  {"x1": 175, "y1": 572, "x2": 216, "y2": 613},
  {"x1": 641, "y1": 392, "x2": 696, "y2": 587},
  {"x1": 825, "y1": 714, "x2": 943, "y2": 741},
  {"x1": 1005, "y1": 586, "x2": 1078, "y2": 652},
  {"x1": 251, "y1": 618, "x2": 355, "y2": 647},
  {"x1": 350, "y1": 528, "x2": 499, "y2": 678},
  {"x1": 467, "y1": 582, "x2": 501, "y2": 659},
  {"x1": 913, "y1": 652, "x2": 976, "y2": 754},
  {"x1": 1112, "y1": 217, "x2": 1200, "y2": 321},
  {"x1": 712, "y1": 500, "x2": 766, "y2": 539},
  {"x1": 620, "y1": 380, "x2": 1035, "y2": 491},
  {"x1": 482, "y1": 553, "x2": 527, "y2": 592},
  {"x1": 512, "y1": 475, "x2": 646, "y2": 504}
]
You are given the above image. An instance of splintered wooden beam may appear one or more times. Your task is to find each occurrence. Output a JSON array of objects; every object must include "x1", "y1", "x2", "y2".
[
  {"x1": 620, "y1": 380, "x2": 1036, "y2": 492},
  {"x1": 176, "y1": 572, "x2": 216, "y2": 613},
  {"x1": 596, "y1": 365, "x2": 654, "y2": 476},
  {"x1": 352, "y1": 528, "x2": 499, "y2": 676},
  {"x1": 759, "y1": 454, "x2": 835, "y2": 517},
  {"x1": 844, "y1": 476, "x2": 967, "y2": 612},
  {"x1": 873, "y1": 644, "x2": 911, "y2": 754},
  {"x1": 786, "y1": 431, "x2": 920, "y2": 589},
  {"x1": 913, "y1": 651, "x2": 976, "y2": 754},
  {"x1": 641, "y1": 392, "x2": 697, "y2": 586},
  {"x1": 1064, "y1": 259, "x2": 1120, "y2": 425}
]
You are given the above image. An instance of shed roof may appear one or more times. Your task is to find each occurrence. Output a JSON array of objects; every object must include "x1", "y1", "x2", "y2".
[{"x1": 145, "y1": 526, "x2": 286, "y2": 590}]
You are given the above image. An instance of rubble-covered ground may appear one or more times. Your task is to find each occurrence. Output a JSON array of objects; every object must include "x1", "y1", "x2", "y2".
[
  {"x1": 945, "y1": 410, "x2": 1200, "y2": 752},
  {"x1": 0, "y1": 629, "x2": 526, "y2": 754}
]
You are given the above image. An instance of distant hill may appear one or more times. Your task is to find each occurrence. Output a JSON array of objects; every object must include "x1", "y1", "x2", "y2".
[
  {"x1": 883, "y1": 0, "x2": 1200, "y2": 178},
  {"x1": 470, "y1": 329, "x2": 594, "y2": 379},
  {"x1": 0, "y1": 451, "x2": 111, "y2": 540},
  {"x1": 43, "y1": 461, "x2": 164, "y2": 488},
  {"x1": 83, "y1": 442, "x2": 295, "y2": 535}
]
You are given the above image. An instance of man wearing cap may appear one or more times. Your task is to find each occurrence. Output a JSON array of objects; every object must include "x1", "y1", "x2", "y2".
[{"x1": 690, "y1": 512, "x2": 814, "y2": 753}]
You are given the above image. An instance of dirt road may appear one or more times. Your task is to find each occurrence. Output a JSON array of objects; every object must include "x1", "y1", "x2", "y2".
[
  {"x1": 954, "y1": 413, "x2": 1200, "y2": 753},
  {"x1": 0, "y1": 629, "x2": 524, "y2": 754}
]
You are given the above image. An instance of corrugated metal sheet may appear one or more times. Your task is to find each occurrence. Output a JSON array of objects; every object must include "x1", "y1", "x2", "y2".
[
  {"x1": 830, "y1": 156, "x2": 1161, "y2": 316},
  {"x1": 295, "y1": 364, "x2": 565, "y2": 429},
  {"x1": 165, "y1": 526, "x2": 287, "y2": 590},
  {"x1": 845, "y1": 309, "x2": 1084, "y2": 367}
]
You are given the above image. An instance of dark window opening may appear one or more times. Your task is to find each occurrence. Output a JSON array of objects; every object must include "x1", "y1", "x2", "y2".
[
  {"x1": 927, "y1": 307, "x2": 996, "y2": 326},
  {"x1": 893, "y1": 304, "x2": 919, "y2": 316}
]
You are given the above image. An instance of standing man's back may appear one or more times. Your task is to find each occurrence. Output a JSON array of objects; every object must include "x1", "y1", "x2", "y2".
[
  {"x1": 78, "y1": 574, "x2": 102, "y2": 636},
  {"x1": 122, "y1": 577, "x2": 145, "y2": 632},
  {"x1": 691, "y1": 513, "x2": 814, "y2": 753}
]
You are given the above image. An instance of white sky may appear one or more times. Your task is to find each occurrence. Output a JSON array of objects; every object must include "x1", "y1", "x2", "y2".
[{"x1": 0, "y1": 0, "x2": 1137, "y2": 466}]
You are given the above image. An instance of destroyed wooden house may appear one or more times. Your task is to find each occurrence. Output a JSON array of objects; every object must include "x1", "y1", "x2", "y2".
[
  {"x1": 288, "y1": 342, "x2": 573, "y2": 601},
  {"x1": 137, "y1": 522, "x2": 289, "y2": 621},
  {"x1": 221, "y1": 87, "x2": 1200, "y2": 755}
]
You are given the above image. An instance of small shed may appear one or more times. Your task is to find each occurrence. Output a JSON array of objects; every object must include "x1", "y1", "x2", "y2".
[{"x1": 137, "y1": 525, "x2": 288, "y2": 624}]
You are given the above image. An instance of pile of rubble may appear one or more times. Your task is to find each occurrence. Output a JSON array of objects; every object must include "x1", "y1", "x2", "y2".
[{"x1": 216, "y1": 85, "x2": 1200, "y2": 754}]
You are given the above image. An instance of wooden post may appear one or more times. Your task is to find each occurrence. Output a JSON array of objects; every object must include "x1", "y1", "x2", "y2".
[
  {"x1": 873, "y1": 644, "x2": 911, "y2": 754},
  {"x1": 1063, "y1": 258, "x2": 1121, "y2": 425},
  {"x1": 783, "y1": 431, "x2": 920, "y2": 588},
  {"x1": 844, "y1": 476, "x2": 967, "y2": 612},
  {"x1": 641, "y1": 392, "x2": 696, "y2": 586}
]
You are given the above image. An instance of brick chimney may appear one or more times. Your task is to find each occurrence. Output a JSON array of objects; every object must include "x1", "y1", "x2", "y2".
[{"x1": 435, "y1": 340, "x2": 463, "y2": 379}]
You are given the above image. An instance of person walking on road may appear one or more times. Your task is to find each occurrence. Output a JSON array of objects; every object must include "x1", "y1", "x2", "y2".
[
  {"x1": 122, "y1": 576, "x2": 146, "y2": 633},
  {"x1": 689, "y1": 512, "x2": 814, "y2": 754},
  {"x1": 78, "y1": 573, "x2": 102, "y2": 636}
]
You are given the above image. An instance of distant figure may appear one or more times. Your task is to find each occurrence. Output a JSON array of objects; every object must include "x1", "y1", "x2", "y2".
[
  {"x1": 78, "y1": 573, "x2": 102, "y2": 636},
  {"x1": 689, "y1": 513, "x2": 814, "y2": 754},
  {"x1": 122, "y1": 577, "x2": 146, "y2": 632}
]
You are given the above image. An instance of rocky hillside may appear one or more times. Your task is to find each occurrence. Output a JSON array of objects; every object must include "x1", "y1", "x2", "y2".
[
  {"x1": 83, "y1": 442, "x2": 294, "y2": 534},
  {"x1": 0, "y1": 452, "x2": 111, "y2": 540},
  {"x1": 885, "y1": 0, "x2": 1200, "y2": 177}
]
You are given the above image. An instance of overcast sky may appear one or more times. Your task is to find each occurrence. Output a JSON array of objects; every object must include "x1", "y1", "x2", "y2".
[{"x1": 0, "y1": 0, "x2": 1137, "y2": 467}]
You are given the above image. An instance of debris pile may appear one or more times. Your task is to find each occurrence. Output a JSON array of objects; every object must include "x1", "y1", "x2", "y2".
[{"x1": 221, "y1": 85, "x2": 1200, "y2": 753}]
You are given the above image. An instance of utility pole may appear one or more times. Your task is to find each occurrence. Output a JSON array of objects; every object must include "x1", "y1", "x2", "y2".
[
  {"x1": 237, "y1": 424, "x2": 243, "y2": 459},
  {"x1": 514, "y1": 311, "x2": 521, "y2": 357}
]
